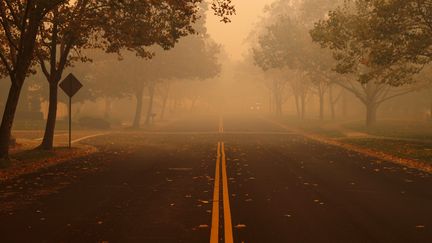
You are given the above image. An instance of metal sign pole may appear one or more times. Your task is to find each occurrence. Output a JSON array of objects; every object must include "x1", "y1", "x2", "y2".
[
  {"x1": 59, "y1": 73, "x2": 83, "y2": 149},
  {"x1": 69, "y1": 96, "x2": 72, "y2": 148}
]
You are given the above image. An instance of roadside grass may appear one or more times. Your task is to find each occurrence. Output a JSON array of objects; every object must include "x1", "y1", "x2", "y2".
[
  {"x1": 343, "y1": 120, "x2": 432, "y2": 141},
  {"x1": 280, "y1": 116, "x2": 432, "y2": 166},
  {"x1": 12, "y1": 149, "x2": 57, "y2": 162},
  {"x1": 341, "y1": 138, "x2": 432, "y2": 164},
  {"x1": 303, "y1": 126, "x2": 346, "y2": 138},
  {"x1": 0, "y1": 148, "x2": 68, "y2": 170},
  {"x1": 0, "y1": 145, "x2": 94, "y2": 182},
  {"x1": 1, "y1": 129, "x2": 105, "y2": 173},
  {"x1": 282, "y1": 117, "x2": 346, "y2": 138}
]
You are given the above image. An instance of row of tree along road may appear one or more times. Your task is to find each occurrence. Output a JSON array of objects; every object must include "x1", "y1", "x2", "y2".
[
  {"x1": 252, "y1": 0, "x2": 432, "y2": 126},
  {"x1": 0, "y1": 0, "x2": 235, "y2": 159}
]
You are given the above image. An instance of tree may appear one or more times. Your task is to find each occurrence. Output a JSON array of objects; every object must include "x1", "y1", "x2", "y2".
[
  {"x1": 370, "y1": 0, "x2": 432, "y2": 78},
  {"x1": 36, "y1": 0, "x2": 207, "y2": 149},
  {"x1": 288, "y1": 70, "x2": 311, "y2": 119},
  {"x1": 0, "y1": 0, "x2": 235, "y2": 158},
  {"x1": 310, "y1": 0, "x2": 423, "y2": 126},
  {"x1": 127, "y1": 34, "x2": 221, "y2": 128},
  {"x1": 0, "y1": 1, "x2": 67, "y2": 159},
  {"x1": 81, "y1": 53, "x2": 130, "y2": 120},
  {"x1": 253, "y1": 13, "x2": 335, "y2": 119}
]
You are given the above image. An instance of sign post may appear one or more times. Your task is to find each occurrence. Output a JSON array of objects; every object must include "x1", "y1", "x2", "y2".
[{"x1": 59, "y1": 73, "x2": 83, "y2": 148}]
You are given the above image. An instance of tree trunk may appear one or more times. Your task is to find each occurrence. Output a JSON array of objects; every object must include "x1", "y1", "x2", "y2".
[
  {"x1": 329, "y1": 85, "x2": 336, "y2": 120},
  {"x1": 294, "y1": 95, "x2": 301, "y2": 119},
  {"x1": 269, "y1": 90, "x2": 273, "y2": 113},
  {"x1": 430, "y1": 94, "x2": 432, "y2": 121},
  {"x1": 132, "y1": 87, "x2": 144, "y2": 129},
  {"x1": 319, "y1": 92, "x2": 324, "y2": 121},
  {"x1": 0, "y1": 11, "x2": 42, "y2": 158},
  {"x1": 0, "y1": 82, "x2": 24, "y2": 159},
  {"x1": 272, "y1": 81, "x2": 281, "y2": 116},
  {"x1": 275, "y1": 94, "x2": 283, "y2": 117},
  {"x1": 301, "y1": 94, "x2": 306, "y2": 120},
  {"x1": 365, "y1": 102, "x2": 378, "y2": 127},
  {"x1": 160, "y1": 86, "x2": 170, "y2": 120},
  {"x1": 430, "y1": 101, "x2": 432, "y2": 120},
  {"x1": 161, "y1": 95, "x2": 169, "y2": 121},
  {"x1": 39, "y1": 82, "x2": 59, "y2": 150},
  {"x1": 145, "y1": 84, "x2": 156, "y2": 125},
  {"x1": 169, "y1": 99, "x2": 175, "y2": 113},
  {"x1": 341, "y1": 90, "x2": 347, "y2": 118},
  {"x1": 104, "y1": 97, "x2": 112, "y2": 120}
]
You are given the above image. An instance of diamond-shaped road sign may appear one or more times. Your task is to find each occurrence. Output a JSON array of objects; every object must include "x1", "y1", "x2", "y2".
[{"x1": 59, "y1": 73, "x2": 83, "y2": 97}]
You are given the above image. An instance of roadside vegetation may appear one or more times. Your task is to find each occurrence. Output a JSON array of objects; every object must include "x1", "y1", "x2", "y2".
[
  {"x1": 247, "y1": 0, "x2": 432, "y2": 168},
  {"x1": 282, "y1": 117, "x2": 432, "y2": 165},
  {"x1": 0, "y1": 0, "x2": 235, "y2": 159}
]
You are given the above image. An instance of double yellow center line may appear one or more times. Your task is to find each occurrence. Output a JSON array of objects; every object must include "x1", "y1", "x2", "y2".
[{"x1": 210, "y1": 142, "x2": 234, "y2": 243}]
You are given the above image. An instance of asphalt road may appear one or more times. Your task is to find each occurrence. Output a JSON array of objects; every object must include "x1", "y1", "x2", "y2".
[{"x1": 1, "y1": 114, "x2": 432, "y2": 243}]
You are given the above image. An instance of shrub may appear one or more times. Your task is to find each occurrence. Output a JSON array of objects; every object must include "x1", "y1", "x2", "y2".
[{"x1": 78, "y1": 117, "x2": 111, "y2": 130}]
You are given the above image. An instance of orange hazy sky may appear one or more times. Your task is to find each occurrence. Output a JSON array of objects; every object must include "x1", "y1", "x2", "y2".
[{"x1": 206, "y1": 0, "x2": 276, "y2": 61}]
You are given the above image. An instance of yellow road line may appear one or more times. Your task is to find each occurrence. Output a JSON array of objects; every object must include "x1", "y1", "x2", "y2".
[
  {"x1": 210, "y1": 142, "x2": 221, "y2": 243},
  {"x1": 221, "y1": 142, "x2": 234, "y2": 243}
]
